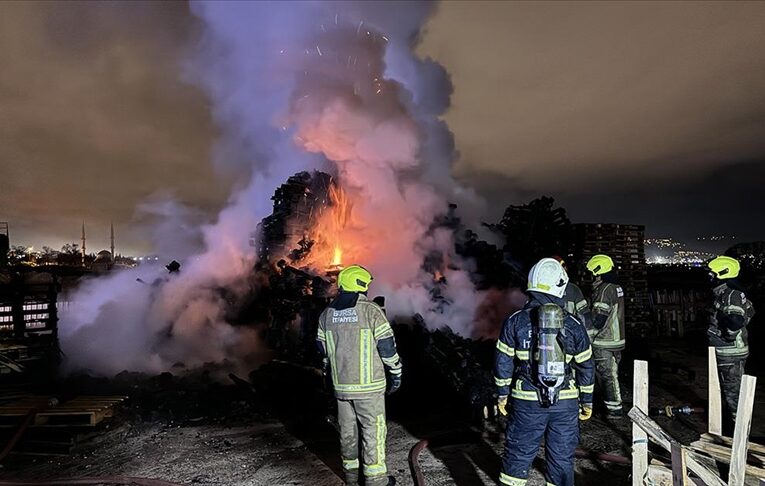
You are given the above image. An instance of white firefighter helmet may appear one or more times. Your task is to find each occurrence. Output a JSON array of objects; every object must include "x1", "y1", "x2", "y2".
[{"x1": 528, "y1": 258, "x2": 569, "y2": 298}]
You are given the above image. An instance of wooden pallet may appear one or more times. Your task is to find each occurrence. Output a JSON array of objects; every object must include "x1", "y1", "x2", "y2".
[
  {"x1": 0, "y1": 395, "x2": 127, "y2": 427},
  {"x1": 689, "y1": 437, "x2": 765, "y2": 479}
]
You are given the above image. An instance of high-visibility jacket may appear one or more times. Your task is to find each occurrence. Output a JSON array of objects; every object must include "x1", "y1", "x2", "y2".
[
  {"x1": 317, "y1": 293, "x2": 402, "y2": 400},
  {"x1": 708, "y1": 283, "x2": 755, "y2": 358},
  {"x1": 494, "y1": 292, "x2": 594, "y2": 404},
  {"x1": 563, "y1": 282, "x2": 590, "y2": 328},
  {"x1": 590, "y1": 280, "x2": 625, "y2": 350}
]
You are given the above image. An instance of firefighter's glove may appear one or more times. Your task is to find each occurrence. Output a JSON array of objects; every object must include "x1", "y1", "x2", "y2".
[
  {"x1": 498, "y1": 395, "x2": 509, "y2": 416},
  {"x1": 386, "y1": 373, "x2": 401, "y2": 395},
  {"x1": 579, "y1": 403, "x2": 593, "y2": 421}
]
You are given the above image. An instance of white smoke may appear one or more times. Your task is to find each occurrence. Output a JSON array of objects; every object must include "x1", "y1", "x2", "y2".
[
  {"x1": 192, "y1": 0, "x2": 493, "y2": 327},
  {"x1": 59, "y1": 1, "x2": 493, "y2": 375}
]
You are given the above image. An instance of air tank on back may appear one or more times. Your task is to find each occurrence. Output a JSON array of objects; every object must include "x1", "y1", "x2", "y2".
[{"x1": 535, "y1": 303, "x2": 566, "y2": 406}]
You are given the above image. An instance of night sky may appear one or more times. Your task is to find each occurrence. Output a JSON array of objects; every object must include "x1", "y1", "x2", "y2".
[{"x1": 2, "y1": 1, "x2": 765, "y2": 254}]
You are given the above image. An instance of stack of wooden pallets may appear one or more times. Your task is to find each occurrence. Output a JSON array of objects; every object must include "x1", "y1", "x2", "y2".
[
  {"x1": 570, "y1": 223, "x2": 652, "y2": 334},
  {"x1": 0, "y1": 394, "x2": 127, "y2": 455},
  {"x1": 0, "y1": 395, "x2": 126, "y2": 427}
]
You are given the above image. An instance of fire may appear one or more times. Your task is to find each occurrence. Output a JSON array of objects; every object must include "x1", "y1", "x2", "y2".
[
  {"x1": 328, "y1": 184, "x2": 352, "y2": 230},
  {"x1": 332, "y1": 245, "x2": 342, "y2": 266},
  {"x1": 296, "y1": 179, "x2": 357, "y2": 271}
]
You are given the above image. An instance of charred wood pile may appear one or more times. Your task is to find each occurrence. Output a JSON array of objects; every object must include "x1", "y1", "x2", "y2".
[
  {"x1": 255, "y1": 171, "x2": 334, "y2": 266},
  {"x1": 485, "y1": 196, "x2": 571, "y2": 272},
  {"x1": 250, "y1": 179, "x2": 506, "y2": 419},
  {"x1": 417, "y1": 322, "x2": 496, "y2": 421}
]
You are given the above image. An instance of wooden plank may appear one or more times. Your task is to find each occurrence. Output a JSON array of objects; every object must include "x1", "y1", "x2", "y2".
[
  {"x1": 628, "y1": 407, "x2": 726, "y2": 486},
  {"x1": 691, "y1": 440, "x2": 765, "y2": 466},
  {"x1": 0, "y1": 403, "x2": 113, "y2": 409},
  {"x1": 689, "y1": 443, "x2": 765, "y2": 479},
  {"x1": 0, "y1": 396, "x2": 125, "y2": 415},
  {"x1": 76, "y1": 395, "x2": 128, "y2": 398},
  {"x1": 0, "y1": 407, "x2": 105, "y2": 414},
  {"x1": 708, "y1": 347, "x2": 722, "y2": 435},
  {"x1": 633, "y1": 360, "x2": 649, "y2": 486},
  {"x1": 730, "y1": 374, "x2": 757, "y2": 486},
  {"x1": 648, "y1": 464, "x2": 675, "y2": 486},
  {"x1": 700, "y1": 433, "x2": 765, "y2": 456},
  {"x1": 672, "y1": 441, "x2": 689, "y2": 486},
  {"x1": 33, "y1": 412, "x2": 96, "y2": 425},
  {"x1": 0, "y1": 408, "x2": 106, "y2": 414},
  {"x1": 648, "y1": 465, "x2": 704, "y2": 486},
  {"x1": 14, "y1": 439, "x2": 74, "y2": 455}
]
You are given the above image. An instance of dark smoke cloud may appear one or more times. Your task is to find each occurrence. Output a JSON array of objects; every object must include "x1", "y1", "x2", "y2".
[
  {"x1": 0, "y1": 1, "x2": 227, "y2": 253},
  {"x1": 420, "y1": 1, "x2": 765, "y2": 239}
]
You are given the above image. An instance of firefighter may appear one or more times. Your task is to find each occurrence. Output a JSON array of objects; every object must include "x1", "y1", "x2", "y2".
[
  {"x1": 707, "y1": 256, "x2": 755, "y2": 424},
  {"x1": 586, "y1": 254, "x2": 626, "y2": 417},
  {"x1": 495, "y1": 258, "x2": 594, "y2": 486},
  {"x1": 316, "y1": 265, "x2": 401, "y2": 486},
  {"x1": 553, "y1": 256, "x2": 591, "y2": 328}
]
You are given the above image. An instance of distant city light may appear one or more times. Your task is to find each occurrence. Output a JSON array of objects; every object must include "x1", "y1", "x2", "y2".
[
  {"x1": 696, "y1": 235, "x2": 737, "y2": 241},
  {"x1": 646, "y1": 236, "x2": 726, "y2": 266}
]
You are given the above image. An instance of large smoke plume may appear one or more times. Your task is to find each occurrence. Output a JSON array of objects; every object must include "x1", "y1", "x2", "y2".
[{"x1": 60, "y1": 1, "x2": 491, "y2": 375}]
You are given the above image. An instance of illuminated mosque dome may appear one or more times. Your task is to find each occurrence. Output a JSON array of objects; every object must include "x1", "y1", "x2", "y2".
[{"x1": 94, "y1": 250, "x2": 113, "y2": 263}]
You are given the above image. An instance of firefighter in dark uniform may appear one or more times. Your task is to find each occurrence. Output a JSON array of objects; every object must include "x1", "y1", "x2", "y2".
[
  {"x1": 553, "y1": 256, "x2": 591, "y2": 328},
  {"x1": 707, "y1": 256, "x2": 755, "y2": 423},
  {"x1": 586, "y1": 254, "x2": 626, "y2": 417},
  {"x1": 495, "y1": 258, "x2": 594, "y2": 486}
]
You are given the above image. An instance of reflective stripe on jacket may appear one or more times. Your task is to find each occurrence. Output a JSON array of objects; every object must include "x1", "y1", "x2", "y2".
[
  {"x1": 590, "y1": 281, "x2": 625, "y2": 350},
  {"x1": 709, "y1": 283, "x2": 755, "y2": 358},
  {"x1": 494, "y1": 293, "x2": 594, "y2": 405},
  {"x1": 317, "y1": 294, "x2": 397, "y2": 400},
  {"x1": 563, "y1": 282, "x2": 590, "y2": 329}
]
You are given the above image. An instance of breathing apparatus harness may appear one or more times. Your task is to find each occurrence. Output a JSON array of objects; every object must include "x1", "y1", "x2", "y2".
[{"x1": 530, "y1": 303, "x2": 571, "y2": 407}]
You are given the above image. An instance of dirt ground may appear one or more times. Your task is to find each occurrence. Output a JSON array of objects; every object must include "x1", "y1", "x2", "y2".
[
  {"x1": 1, "y1": 338, "x2": 762, "y2": 486},
  {"x1": 1, "y1": 416, "x2": 628, "y2": 486}
]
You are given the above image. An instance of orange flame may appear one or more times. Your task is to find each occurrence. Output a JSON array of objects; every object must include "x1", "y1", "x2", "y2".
[
  {"x1": 332, "y1": 245, "x2": 342, "y2": 266},
  {"x1": 297, "y1": 180, "x2": 356, "y2": 271},
  {"x1": 329, "y1": 184, "x2": 352, "y2": 230}
]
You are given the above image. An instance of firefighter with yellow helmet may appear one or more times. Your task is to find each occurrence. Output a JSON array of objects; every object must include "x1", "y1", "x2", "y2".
[
  {"x1": 316, "y1": 265, "x2": 401, "y2": 486},
  {"x1": 707, "y1": 256, "x2": 755, "y2": 424},
  {"x1": 586, "y1": 254, "x2": 626, "y2": 417}
]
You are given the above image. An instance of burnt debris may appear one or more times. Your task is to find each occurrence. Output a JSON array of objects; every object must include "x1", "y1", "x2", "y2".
[{"x1": 255, "y1": 171, "x2": 334, "y2": 266}]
